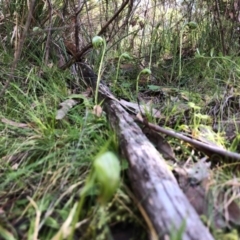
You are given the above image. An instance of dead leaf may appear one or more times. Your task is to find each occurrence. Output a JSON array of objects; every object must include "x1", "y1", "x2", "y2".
[
  {"x1": 136, "y1": 112, "x2": 144, "y2": 121},
  {"x1": 183, "y1": 179, "x2": 207, "y2": 215},
  {"x1": 12, "y1": 163, "x2": 19, "y2": 170},
  {"x1": 47, "y1": 62, "x2": 53, "y2": 68},
  {"x1": 82, "y1": 88, "x2": 92, "y2": 97},
  {"x1": 93, "y1": 105, "x2": 103, "y2": 117},
  {"x1": 56, "y1": 99, "x2": 78, "y2": 120},
  {"x1": 64, "y1": 40, "x2": 77, "y2": 57},
  {"x1": 1, "y1": 118, "x2": 29, "y2": 128},
  {"x1": 225, "y1": 199, "x2": 240, "y2": 225},
  {"x1": 2, "y1": 151, "x2": 29, "y2": 166},
  {"x1": 185, "y1": 159, "x2": 211, "y2": 183},
  {"x1": 175, "y1": 162, "x2": 240, "y2": 229}
]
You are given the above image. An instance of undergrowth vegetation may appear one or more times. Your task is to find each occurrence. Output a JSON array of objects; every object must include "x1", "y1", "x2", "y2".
[{"x1": 1, "y1": 0, "x2": 240, "y2": 239}]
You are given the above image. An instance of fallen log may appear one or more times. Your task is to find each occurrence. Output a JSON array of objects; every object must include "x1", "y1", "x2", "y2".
[{"x1": 78, "y1": 63, "x2": 214, "y2": 240}]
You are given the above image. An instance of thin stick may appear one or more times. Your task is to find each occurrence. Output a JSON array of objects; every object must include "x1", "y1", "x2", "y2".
[{"x1": 137, "y1": 118, "x2": 240, "y2": 161}]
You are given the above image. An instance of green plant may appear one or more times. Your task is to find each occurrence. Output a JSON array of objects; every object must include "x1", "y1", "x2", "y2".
[
  {"x1": 179, "y1": 21, "x2": 198, "y2": 79},
  {"x1": 136, "y1": 68, "x2": 151, "y2": 93},
  {"x1": 69, "y1": 151, "x2": 120, "y2": 240},
  {"x1": 115, "y1": 52, "x2": 132, "y2": 87},
  {"x1": 188, "y1": 102, "x2": 205, "y2": 130},
  {"x1": 92, "y1": 36, "x2": 107, "y2": 105}
]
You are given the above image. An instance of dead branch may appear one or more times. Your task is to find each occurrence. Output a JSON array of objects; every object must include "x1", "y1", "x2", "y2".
[{"x1": 136, "y1": 119, "x2": 240, "y2": 161}]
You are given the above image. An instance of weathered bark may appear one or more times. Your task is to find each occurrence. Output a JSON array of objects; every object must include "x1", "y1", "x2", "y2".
[{"x1": 78, "y1": 63, "x2": 214, "y2": 240}]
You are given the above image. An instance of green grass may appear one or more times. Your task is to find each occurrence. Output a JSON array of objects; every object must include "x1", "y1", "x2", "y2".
[
  {"x1": 2, "y1": 47, "x2": 240, "y2": 239},
  {"x1": 2, "y1": 44, "x2": 238, "y2": 239},
  {"x1": 0, "y1": 61, "x2": 146, "y2": 239}
]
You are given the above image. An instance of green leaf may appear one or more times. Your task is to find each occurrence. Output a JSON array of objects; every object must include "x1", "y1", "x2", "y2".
[
  {"x1": 44, "y1": 217, "x2": 59, "y2": 229},
  {"x1": 0, "y1": 225, "x2": 16, "y2": 240},
  {"x1": 148, "y1": 85, "x2": 161, "y2": 91},
  {"x1": 230, "y1": 134, "x2": 240, "y2": 152}
]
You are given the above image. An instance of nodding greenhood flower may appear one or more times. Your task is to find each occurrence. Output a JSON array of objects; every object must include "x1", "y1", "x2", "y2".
[
  {"x1": 136, "y1": 68, "x2": 152, "y2": 92},
  {"x1": 187, "y1": 21, "x2": 198, "y2": 30},
  {"x1": 114, "y1": 52, "x2": 132, "y2": 86},
  {"x1": 141, "y1": 68, "x2": 151, "y2": 75},
  {"x1": 92, "y1": 36, "x2": 106, "y2": 104},
  {"x1": 33, "y1": 26, "x2": 41, "y2": 32},
  {"x1": 92, "y1": 36, "x2": 104, "y2": 49},
  {"x1": 121, "y1": 52, "x2": 132, "y2": 60},
  {"x1": 94, "y1": 151, "x2": 120, "y2": 204}
]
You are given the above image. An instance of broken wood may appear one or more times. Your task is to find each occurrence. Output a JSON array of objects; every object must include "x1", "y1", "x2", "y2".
[{"x1": 78, "y1": 63, "x2": 214, "y2": 240}]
